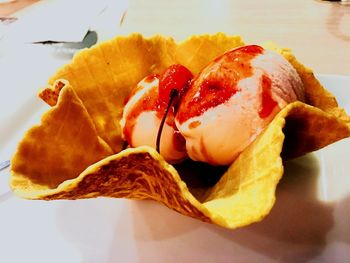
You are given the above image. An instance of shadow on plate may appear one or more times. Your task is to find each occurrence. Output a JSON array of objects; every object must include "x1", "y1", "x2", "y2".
[
  {"x1": 213, "y1": 154, "x2": 333, "y2": 262},
  {"x1": 124, "y1": 154, "x2": 335, "y2": 262},
  {"x1": 54, "y1": 154, "x2": 347, "y2": 262}
]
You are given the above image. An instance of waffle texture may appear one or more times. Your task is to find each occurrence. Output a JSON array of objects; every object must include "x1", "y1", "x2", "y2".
[{"x1": 10, "y1": 33, "x2": 350, "y2": 229}]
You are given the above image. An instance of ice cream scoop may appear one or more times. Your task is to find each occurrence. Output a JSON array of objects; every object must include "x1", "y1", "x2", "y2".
[
  {"x1": 175, "y1": 45, "x2": 305, "y2": 165},
  {"x1": 120, "y1": 65, "x2": 193, "y2": 163}
]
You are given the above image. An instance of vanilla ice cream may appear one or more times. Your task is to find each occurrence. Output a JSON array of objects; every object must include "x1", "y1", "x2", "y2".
[
  {"x1": 120, "y1": 75, "x2": 187, "y2": 163},
  {"x1": 175, "y1": 45, "x2": 304, "y2": 165}
]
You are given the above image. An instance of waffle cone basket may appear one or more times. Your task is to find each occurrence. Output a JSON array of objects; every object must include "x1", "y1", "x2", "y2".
[{"x1": 10, "y1": 33, "x2": 350, "y2": 229}]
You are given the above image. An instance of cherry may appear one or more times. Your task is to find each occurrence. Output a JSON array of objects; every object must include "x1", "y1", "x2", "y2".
[
  {"x1": 158, "y1": 64, "x2": 193, "y2": 106},
  {"x1": 156, "y1": 64, "x2": 193, "y2": 154}
]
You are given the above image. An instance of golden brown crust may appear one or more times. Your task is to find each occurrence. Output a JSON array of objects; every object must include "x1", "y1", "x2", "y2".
[
  {"x1": 44, "y1": 151, "x2": 211, "y2": 223},
  {"x1": 10, "y1": 33, "x2": 350, "y2": 229},
  {"x1": 282, "y1": 105, "x2": 350, "y2": 159},
  {"x1": 38, "y1": 79, "x2": 68, "y2": 106},
  {"x1": 11, "y1": 85, "x2": 113, "y2": 189}
]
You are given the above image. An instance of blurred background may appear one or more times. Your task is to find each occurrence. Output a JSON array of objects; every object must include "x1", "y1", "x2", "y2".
[
  {"x1": 0, "y1": 0, "x2": 349, "y2": 74},
  {"x1": 0, "y1": 1, "x2": 350, "y2": 262}
]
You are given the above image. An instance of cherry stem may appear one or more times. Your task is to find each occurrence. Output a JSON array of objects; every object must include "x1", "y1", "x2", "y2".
[{"x1": 156, "y1": 89, "x2": 179, "y2": 154}]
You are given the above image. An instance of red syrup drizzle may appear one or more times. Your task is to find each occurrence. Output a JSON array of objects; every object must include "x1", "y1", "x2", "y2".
[
  {"x1": 144, "y1": 74, "x2": 160, "y2": 83},
  {"x1": 176, "y1": 45, "x2": 265, "y2": 123},
  {"x1": 123, "y1": 65, "x2": 193, "y2": 151},
  {"x1": 158, "y1": 64, "x2": 194, "y2": 107},
  {"x1": 258, "y1": 74, "x2": 277, "y2": 118},
  {"x1": 156, "y1": 64, "x2": 193, "y2": 153},
  {"x1": 123, "y1": 74, "x2": 160, "y2": 106}
]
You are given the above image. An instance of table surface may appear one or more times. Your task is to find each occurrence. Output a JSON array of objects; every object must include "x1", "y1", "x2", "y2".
[
  {"x1": 1, "y1": 0, "x2": 349, "y2": 74},
  {"x1": 120, "y1": 0, "x2": 350, "y2": 75},
  {"x1": 1, "y1": 2, "x2": 350, "y2": 262}
]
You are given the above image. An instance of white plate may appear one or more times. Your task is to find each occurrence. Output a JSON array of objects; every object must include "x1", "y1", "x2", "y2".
[{"x1": 0, "y1": 74, "x2": 349, "y2": 263}]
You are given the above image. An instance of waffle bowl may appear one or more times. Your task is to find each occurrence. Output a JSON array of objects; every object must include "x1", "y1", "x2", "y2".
[{"x1": 10, "y1": 33, "x2": 350, "y2": 229}]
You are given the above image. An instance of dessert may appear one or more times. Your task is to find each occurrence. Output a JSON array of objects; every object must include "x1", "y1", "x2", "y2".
[
  {"x1": 120, "y1": 64, "x2": 193, "y2": 163},
  {"x1": 121, "y1": 45, "x2": 305, "y2": 166},
  {"x1": 9, "y1": 34, "x2": 350, "y2": 229},
  {"x1": 176, "y1": 45, "x2": 305, "y2": 165}
]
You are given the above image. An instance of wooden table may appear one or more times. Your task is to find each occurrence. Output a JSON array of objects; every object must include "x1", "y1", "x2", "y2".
[{"x1": 121, "y1": 0, "x2": 350, "y2": 75}]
